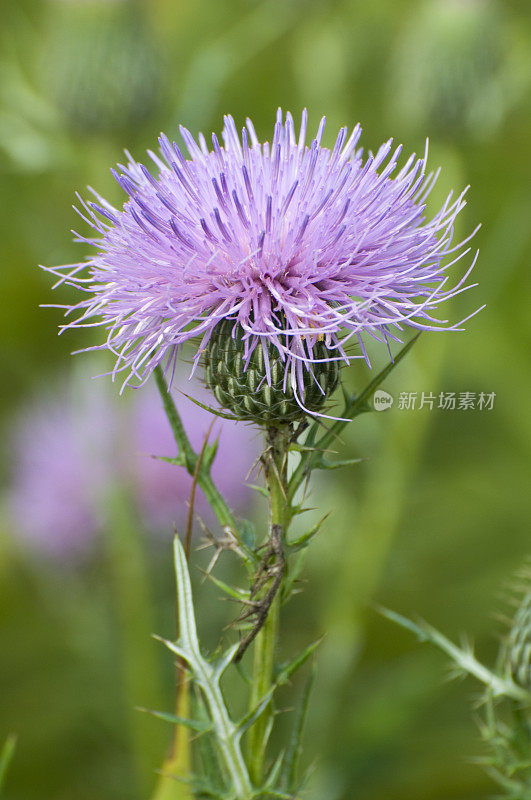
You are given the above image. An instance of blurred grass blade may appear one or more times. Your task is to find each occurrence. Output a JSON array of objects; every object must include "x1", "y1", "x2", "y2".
[
  {"x1": 150, "y1": 679, "x2": 195, "y2": 800},
  {"x1": 281, "y1": 664, "x2": 316, "y2": 794},
  {"x1": 0, "y1": 735, "x2": 16, "y2": 795}
]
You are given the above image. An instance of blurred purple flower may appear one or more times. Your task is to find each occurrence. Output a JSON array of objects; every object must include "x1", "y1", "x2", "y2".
[
  {"x1": 46, "y1": 109, "x2": 480, "y2": 412},
  {"x1": 7, "y1": 371, "x2": 258, "y2": 560},
  {"x1": 132, "y1": 383, "x2": 258, "y2": 531}
]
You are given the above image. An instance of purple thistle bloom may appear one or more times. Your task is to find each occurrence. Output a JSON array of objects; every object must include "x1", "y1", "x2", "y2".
[{"x1": 46, "y1": 109, "x2": 480, "y2": 409}]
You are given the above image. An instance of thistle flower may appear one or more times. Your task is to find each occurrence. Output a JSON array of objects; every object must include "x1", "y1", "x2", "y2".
[
  {"x1": 46, "y1": 110, "x2": 479, "y2": 420},
  {"x1": 7, "y1": 370, "x2": 258, "y2": 560}
]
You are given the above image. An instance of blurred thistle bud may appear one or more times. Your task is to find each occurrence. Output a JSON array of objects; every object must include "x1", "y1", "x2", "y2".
[
  {"x1": 204, "y1": 319, "x2": 341, "y2": 425},
  {"x1": 505, "y1": 590, "x2": 531, "y2": 689},
  {"x1": 389, "y1": 0, "x2": 506, "y2": 137},
  {"x1": 41, "y1": 0, "x2": 162, "y2": 133}
]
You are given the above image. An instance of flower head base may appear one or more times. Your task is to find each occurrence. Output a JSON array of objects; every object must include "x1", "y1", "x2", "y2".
[
  {"x1": 205, "y1": 318, "x2": 340, "y2": 423},
  {"x1": 46, "y1": 110, "x2": 479, "y2": 419}
]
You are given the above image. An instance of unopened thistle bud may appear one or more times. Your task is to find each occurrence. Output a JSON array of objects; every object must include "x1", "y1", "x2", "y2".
[
  {"x1": 390, "y1": 0, "x2": 504, "y2": 136},
  {"x1": 43, "y1": 0, "x2": 161, "y2": 133},
  {"x1": 505, "y1": 592, "x2": 531, "y2": 689},
  {"x1": 204, "y1": 319, "x2": 340, "y2": 424}
]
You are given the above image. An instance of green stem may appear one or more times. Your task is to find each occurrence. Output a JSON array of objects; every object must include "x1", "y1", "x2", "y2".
[
  {"x1": 153, "y1": 366, "x2": 238, "y2": 534},
  {"x1": 247, "y1": 426, "x2": 291, "y2": 786}
]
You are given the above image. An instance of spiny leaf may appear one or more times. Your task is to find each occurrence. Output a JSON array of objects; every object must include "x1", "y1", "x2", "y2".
[
  {"x1": 281, "y1": 550, "x2": 310, "y2": 602},
  {"x1": 289, "y1": 504, "x2": 315, "y2": 517},
  {"x1": 154, "y1": 366, "x2": 197, "y2": 469},
  {"x1": 154, "y1": 635, "x2": 195, "y2": 669},
  {"x1": 314, "y1": 456, "x2": 364, "y2": 470},
  {"x1": 165, "y1": 537, "x2": 253, "y2": 798},
  {"x1": 377, "y1": 605, "x2": 531, "y2": 703},
  {"x1": 343, "y1": 332, "x2": 421, "y2": 416},
  {"x1": 213, "y1": 644, "x2": 241, "y2": 682},
  {"x1": 174, "y1": 535, "x2": 201, "y2": 656},
  {"x1": 179, "y1": 391, "x2": 241, "y2": 422},
  {"x1": 237, "y1": 641, "x2": 322, "y2": 742},
  {"x1": 202, "y1": 437, "x2": 221, "y2": 471},
  {"x1": 201, "y1": 570, "x2": 250, "y2": 602},
  {"x1": 137, "y1": 707, "x2": 209, "y2": 733},
  {"x1": 288, "y1": 514, "x2": 330, "y2": 552},
  {"x1": 154, "y1": 366, "x2": 239, "y2": 537},
  {"x1": 263, "y1": 751, "x2": 285, "y2": 790},
  {"x1": 237, "y1": 692, "x2": 274, "y2": 738},
  {"x1": 157, "y1": 455, "x2": 186, "y2": 468},
  {"x1": 275, "y1": 639, "x2": 323, "y2": 688},
  {"x1": 246, "y1": 484, "x2": 269, "y2": 498}
]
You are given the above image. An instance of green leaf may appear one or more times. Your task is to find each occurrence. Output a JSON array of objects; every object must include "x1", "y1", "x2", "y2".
[
  {"x1": 314, "y1": 456, "x2": 365, "y2": 470},
  {"x1": 213, "y1": 644, "x2": 241, "y2": 682},
  {"x1": 288, "y1": 513, "x2": 330, "y2": 552},
  {"x1": 246, "y1": 484, "x2": 269, "y2": 499},
  {"x1": 0, "y1": 735, "x2": 16, "y2": 795},
  {"x1": 341, "y1": 332, "x2": 421, "y2": 418},
  {"x1": 263, "y1": 750, "x2": 285, "y2": 790},
  {"x1": 288, "y1": 333, "x2": 421, "y2": 499},
  {"x1": 236, "y1": 641, "x2": 322, "y2": 743},
  {"x1": 275, "y1": 639, "x2": 323, "y2": 688},
  {"x1": 377, "y1": 605, "x2": 531, "y2": 704},
  {"x1": 178, "y1": 391, "x2": 241, "y2": 422},
  {"x1": 237, "y1": 692, "x2": 274, "y2": 738},
  {"x1": 154, "y1": 635, "x2": 192, "y2": 667},
  {"x1": 160, "y1": 537, "x2": 254, "y2": 799},
  {"x1": 202, "y1": 437, "x2": 220, "y2": 471},
  {"x1": 201, "y1": 570, "x2": 250, "y2": 602},
  {"x1": 281, "y1": 551, "x2": 307, "y2": 603},
  {"x1": 137, "y1": 707, "x2": 209, "y2": 733},
  {"x1": 155, "y1": 454, "x2": 187, "y2": 468},
  {"x1": 173, "y1": 535, "x2": 202, "y2": 657},
  {"x1": 154, "y1": 366, "x2": 196, "y2": 470},
  {"x1": 238, "y1": 518, "x2": 257, "y2": 550},
  {"x1": 153, "y1": 367, "x2": 240, "y2": 540}
]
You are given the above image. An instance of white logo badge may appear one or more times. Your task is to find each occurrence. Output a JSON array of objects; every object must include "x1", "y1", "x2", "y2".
[{"x1": 373, "y1": 390, "x2": 394, "y2": 411}]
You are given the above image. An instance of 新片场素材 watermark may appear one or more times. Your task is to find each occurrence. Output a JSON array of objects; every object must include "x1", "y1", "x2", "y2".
[{"x1": 373, "y1": 391, "x2": 495, "y2": 411}]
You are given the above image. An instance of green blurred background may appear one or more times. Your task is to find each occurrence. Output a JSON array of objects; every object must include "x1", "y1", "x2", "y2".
[{"x1": 1, "y1": 0, "x2": 531, "y2": 797}]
